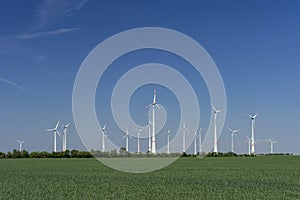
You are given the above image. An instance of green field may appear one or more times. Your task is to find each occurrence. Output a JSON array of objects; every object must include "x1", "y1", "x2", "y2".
[{"x1": 0, "y1": 156, "x2": 299, "y2": 199}]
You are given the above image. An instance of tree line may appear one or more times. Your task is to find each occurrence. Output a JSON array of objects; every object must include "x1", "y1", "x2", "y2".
[
  {"x1": 0, "y1": 149, "x2": 92, "y2": 158},
  {"x1": 0, "y1": 149, "x2": 292, "y2": 159}
]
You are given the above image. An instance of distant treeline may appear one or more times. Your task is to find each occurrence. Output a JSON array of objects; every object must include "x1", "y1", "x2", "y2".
[
  {"x1": 0, "y1": 149, "x2": 293, "y2": 159},
  {"x1": 0, "y1": 149, "x2": 92, "y2": 158}
]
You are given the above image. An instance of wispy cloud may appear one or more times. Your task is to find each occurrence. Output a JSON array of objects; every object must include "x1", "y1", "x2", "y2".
[
  {"x1": 0, "y1": 77, "x2": 33, "y2": 94},
  {"x1": 16, "y1": 28, "x2": 79, "y2": 39},
  {"x1": 35, "y1": 0, "x2": 90, "y2": 29}
]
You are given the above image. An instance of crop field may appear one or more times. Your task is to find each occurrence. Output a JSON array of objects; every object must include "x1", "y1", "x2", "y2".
[{"x1": 0, "y1": 156, "x2": 299, "y2": 199}]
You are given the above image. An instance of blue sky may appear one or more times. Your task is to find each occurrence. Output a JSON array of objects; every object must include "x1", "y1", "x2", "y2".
[{"x1": 0, "y1": 0, "x2": 300, "y2": 154}]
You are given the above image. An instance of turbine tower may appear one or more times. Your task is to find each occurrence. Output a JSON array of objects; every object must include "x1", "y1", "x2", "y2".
[
  {"x1": 47, "y1": 121, "x2": 60, "y2": 152},
  {"x1": 198, "y1": 128, "x2": 203, "y2": 154},
  {"x1": 181, "y1": 122, "x2": 188, "y2": 153},
  {"x1": 101, "y1": 124, "x2": 107, "y2": 152},
  {"x1": 61, "y1": 122, "x2": 71, "y2": 151},
  {"x1": 194, "y1": 131, "x2": 198, "y2": 155},
  {"x1": 228, "y1": 128, "x2": 240, "y2": 153},
  {"x1": 16, "y1": 140, "x2": 25, "y2": 152},
  {"x1": 146, "y1": 116, "x2": 152, "y2": 153},
  {"x1": 211, "y1": 103, "x2": 222, "y2": 153},
  {"x1": 268, "y1": 138, "x2": 277, "y2": 154},
  {"x1": 134, "y1": 129, "x2": 142, "y2": 154},
  {"x1": 146, "y1": 89, "x2": 161, "y2": 154},
  {"x1": 122, "y1": 127, "x2": 130, "y2": 152},
  {"x1": 247, "y1": 113, "x2": 258, "y2": 155},
  {"x1": 166, "y1": 129, "x2": 171, "y2": 154},
  {"x1": 246, "y1": 136, "x2": 251, "y2": 155}
]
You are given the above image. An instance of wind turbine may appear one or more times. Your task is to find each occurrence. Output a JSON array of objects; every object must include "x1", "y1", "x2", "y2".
[
  {"x1": 247, "y1": 113, "x2": 258, "y2": 155},
  {"x1": 133, "y1": 129, "x2": 142, "y2": 154},
  {"x1": 228, "y1": 127, "x2": 240, "y2": 153},
  {"x1": 166, "y1": 129, "x2": 171, "y2": 154},
  {"x1": 61, "y1": 122, "x2": 71, "y2": 151},
  {"x1": 47, "y1": 121, "x2": 60, "y2": 152},
  {"x1": 181, "y1": 122, "x2": 188, "y2": 153},
  {"x1": 194, "y1": 130, "x2": 198, "y2": 155},
  {"x1": 122, "y1": 127, "x2": 130, "y2": 152},
  {"x1": 198, "y1": 128, "x2": 204, "y2": 154},
  {"x1": 211, "y1": 103, "x2": 222, "y2": 153},
  {"x1": 100, "y1": 124, "x2": 107, "y2": 152},
  {"x1": 268, "y1": 138, "x2": 277, "y2": 154},
  {"x1": 16, "y1": 140, "x2": 25, "y2": 152},
  {"x1": 146, "y1": 116, "x2": 152, "y2": 153},
  {"x1": 246, "y1": 136, "x2": 251, "y2": 155},
  {"x1": 146, "y1": 89, "x2": 161, "y2": 154}
]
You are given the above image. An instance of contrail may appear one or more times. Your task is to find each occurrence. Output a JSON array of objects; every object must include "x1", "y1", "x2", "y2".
[
  {"x1": 16, "y1": 28, "x2": 79, "y2": 39},
  {"x1": 0, "y1": 77, "x2": 33, "y2": 94}
]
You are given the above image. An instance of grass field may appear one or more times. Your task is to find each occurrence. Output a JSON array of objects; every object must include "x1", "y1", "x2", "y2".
[{"x1": 0, "y1": 156, "x2": 299, "y2": 199}]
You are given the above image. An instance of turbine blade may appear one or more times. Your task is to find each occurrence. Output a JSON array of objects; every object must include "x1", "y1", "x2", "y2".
[
  {"x1": 156, "y1": 104, "x2": 163, "y2": 112},
  {"x1": 55, "y1": 121, "x2": 60, "y2": 130},
  {"x1": 56, "y1": 130, "x2": 61, "y2": 137},
  {"x1": 153, "y1": 89, "x2": 156, "y2": 104},
  {"x1": 66, "y1": 122, "x2": 71, "y2": 128},
  {"x1": 211, "y1": 102, "x2": 216, "y2": 111}
]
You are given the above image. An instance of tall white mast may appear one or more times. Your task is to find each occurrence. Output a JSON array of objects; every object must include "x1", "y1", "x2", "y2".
[
  {"x1": 228, "y1": 128, "x2": 240, "y2": 153},
  {"x1": 212, "y1": 103, "x2": 222, "y2": 153},
  {"x1": 247, "y1": 113, "x2": 258, "y2": 155}
]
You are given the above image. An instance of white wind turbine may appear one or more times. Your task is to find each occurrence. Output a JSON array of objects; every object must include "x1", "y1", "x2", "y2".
[
  {"x1": 146, "y1": 116, "x2": 152, "y2": 153},
  {"x1": 228, "y1": 128, "x2": 240, "y2": 153},
  {"x1": 247, "y1": 113, "x2": 258, "y2": 155},
  {"x1": 194, "y1": 130, "x2": 198, "y2": 155},
  {"x1": 246, "y1": 136, "x2": 251, "y2": 155},
  {"x1": 211, "y1": 103, "x2": 222, "y2": 153},
  {"x1": 16, "y1": 140, "x2": 25, "y2": 152},
  {"x1": 61, "y1": 122, "x2": 71, "y2": 151},
  {"x1": 133, "y1": 129, "x2": 142, "y2": 154},
  {"x1": 268, "y1": 138, "x2": 277, "y2": 154},
  {"x1": 122, "y1": 127, "x2": 130, "y2": 152},
  {"x1": 181, "y1": 122, "x2": 188, "y2": 153},
  {"x1": 47, "y1": 121, "x2": 60, "y2": 152},
  {"x1": 198, "y1": 128, "x2": 205, "y2": 155},
  {"x1": 146, "y1": 89, "x2": 161, "y2": 154},
  {"x1": 166, "y1": 129, "x2": 171, "y2": 154},
  {"x1": 101, "y1": 124, "x2": 107, "y2": 152}
]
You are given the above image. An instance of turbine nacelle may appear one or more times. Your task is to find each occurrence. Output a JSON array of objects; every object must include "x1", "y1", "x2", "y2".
[
  {"x1": 181, "y1": 122, "x2": 188, "y2": 132},
  {"x1": 61, "y1": 122, "x2": 71, "y2": 134},
  {"x1": 268, "y1": 138, "x2": 277, "y2": 144},
  {"x1": 166, "y1": 129, "x2": 171, "y2": 136},
  {"x1": 62, "y1": 122, "x2": 71, "y2": 129},
  {"x1": 101, "y1": 124, "x2": 107, "y2": 132},
  {"x1": 122, "y1": 127, "x2": 130, "y2": 139},
  {"x1": 228, "y1": 127, "x2": 240, "y2": 134},
  {"x1": 146, "y1": 89, "x2": 162, "y2": 112},
  {"x1": 47, "y1": 121, "x2": 61, "y2": 136},
  {"x1": 211, "y1": 103, "x2": 222, "y2": 113},
  {"x1": 247, "y1": 113, "x2": 259, "y2": 120}
]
